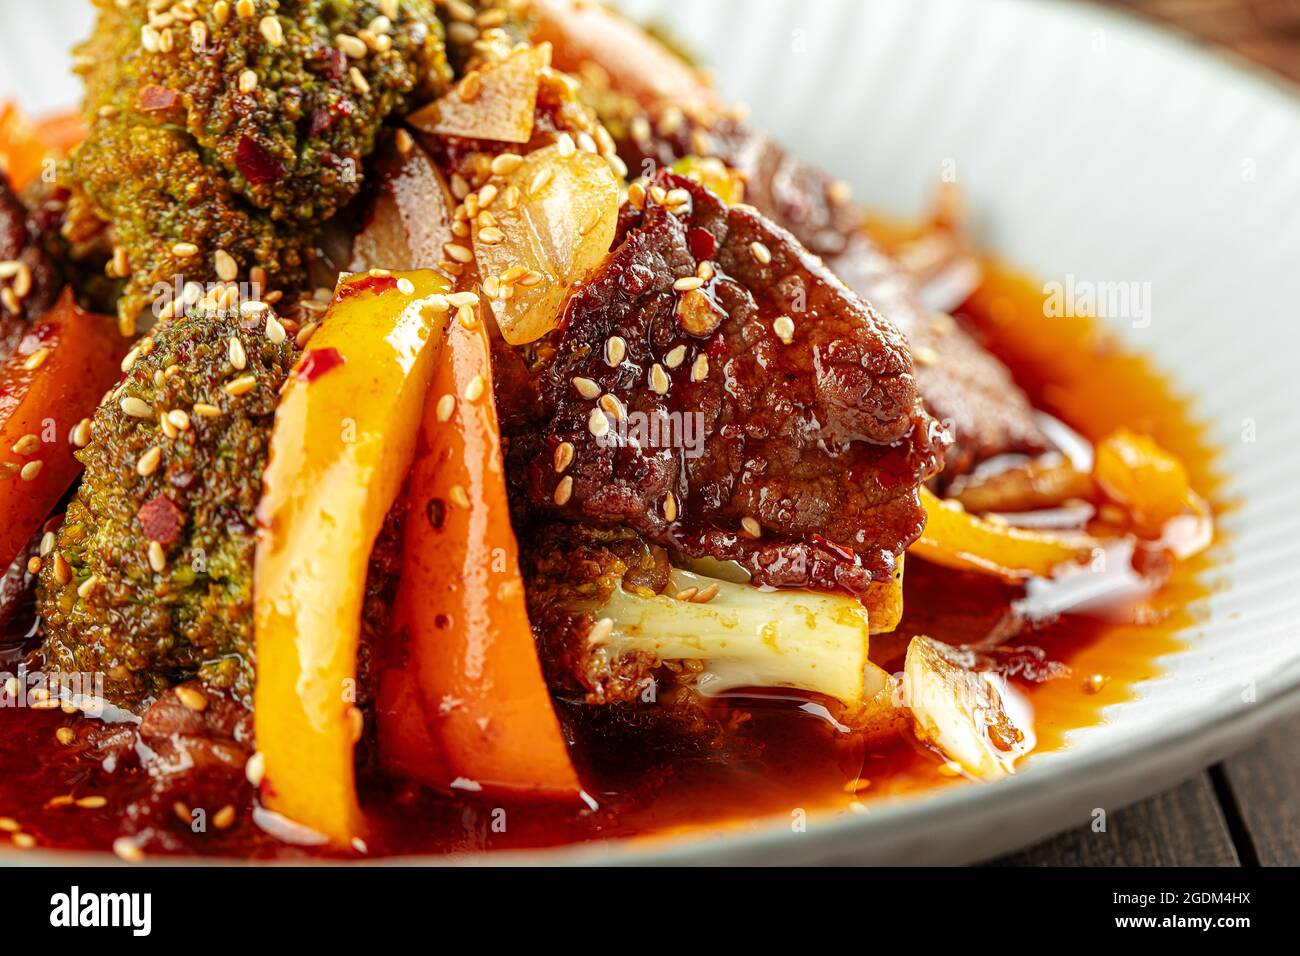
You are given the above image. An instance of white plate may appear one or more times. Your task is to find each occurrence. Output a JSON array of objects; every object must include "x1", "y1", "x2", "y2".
[{"x1": 4, "y1": 0, "x2": 1299, "y2": 865}]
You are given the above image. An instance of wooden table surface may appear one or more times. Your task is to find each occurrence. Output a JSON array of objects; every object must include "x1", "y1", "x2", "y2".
[{"x1": 994, "y1": 713, "x2": 1300, "y2": 865}]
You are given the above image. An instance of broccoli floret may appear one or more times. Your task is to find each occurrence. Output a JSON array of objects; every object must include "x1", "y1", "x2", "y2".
[
  {"x1": 66, "y1": 0, "x2": 452, "y2": 328},
  {"x1": 36, "y1": 306, "x2": 298, "y2": 710}
]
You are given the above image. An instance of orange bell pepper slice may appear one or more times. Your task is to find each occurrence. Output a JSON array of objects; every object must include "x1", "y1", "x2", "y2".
[
  {"x1": 910, "y1": 487, "x2": 1099, "y2": 583},
  {"x1": 380, "y1": 300, "x2": 582, "y2": 799},
  {"x1": 254, "y1": 270, "x2": 451, "y2": 847},
  {"x1": 0, "y1": 289, "x2": 124, "y2": 570},
  {"x1": 0, "y1": 103, "x2": 84, "y2": 191}
]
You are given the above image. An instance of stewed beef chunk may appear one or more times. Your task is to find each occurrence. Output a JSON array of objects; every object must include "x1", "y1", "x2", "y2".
[
  {"x1": 613, "y1": 112, "x2": 1049, "y2": 480},
  {"x1": 525, "y1": 171, "x2": 944, "y2": 593}
]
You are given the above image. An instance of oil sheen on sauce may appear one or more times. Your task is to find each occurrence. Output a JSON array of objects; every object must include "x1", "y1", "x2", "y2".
[{"x1": 0, "y1": 260, "x2": 1224, "y2": 859}]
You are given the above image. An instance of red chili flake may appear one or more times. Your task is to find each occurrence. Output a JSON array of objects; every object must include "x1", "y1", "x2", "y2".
[
  {"x1": 308, "y1": 98, "x2": 356, "y2": 138},
  {"x1": 686, "y1": 227, "x2": 715, "y2": 260},
  {"x1": 138, "y1": 495, "x2": 183, "y2": 546},
  {"x1": 295, "y1": 347, "x2": 345, "y2": 383},
  {"x1": 810, "y1": 533, "x2": 856, "y2": 563},
  {"x1": 236, "y1": 135, "x2": 284, "y2": 185},
  {"x1": 346, "y1": 274, "x2": 398, "y2": 296},
  {"x1": 138, "y1": 85, "x2": 178, "y2": 113}
]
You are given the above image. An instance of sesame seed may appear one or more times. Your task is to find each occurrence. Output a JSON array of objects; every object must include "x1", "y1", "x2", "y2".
[
  {"x1": 167, "y1": 409, "x2": 191, "y2": 431},
  {"x1": 664, "y1": 345, "x2": 687, "y2": 369},
  {"x1": 555, "y1": 132, "x2": 576, "y2": 158},
  {"x1": 464, "y1": 374, "x2": 485, "y2": 402},
  {"x1": 213, "y1": 804, "x2": 236, "y2": 830},
  {"x1": 937, "y1": 760, "x2": 963, "y2": 777},
  {"x1": 349, "y1": 66, "x2": 370, "y2": 94},
  {"x1": 11, "y1": 434, "x2": 39, "y2": 456},
  {"x1": 215, "y1": 0, "x2": 231, "y2": 24},
  {"x1": 77, "y1": 575, "x2": 99, "y2": 599},
  {"x1": 697, "y1": 261, "x2": 715, "y2": 281},
  {"x1": 176, "y1": 685, "x2": 208, "y2": 712},
  {"x1": 26, "y1": 557, "x2": 40, "y2": 574},
  {"x1": 120, "y1": 395, "x2": 155, "y2": 419},
  {"x1": 148, "y1": 540, "x2": 167, "y2": 573},
  {"x1": 214, "y1": 248, "x2": 237, "y2": 281},
  {"x1": 52, "y1": 553, "x2": 71, "y2": 586},
  {"x1": 259, "y1": 14, "x2": 284, "y2": 47},
  {"x1": 136, "y1": 446, "x2": 162, "y2": 476},
  {"x1": 587, "y1": 407, "x2": 610, "y2": 438},
  {"x1": 171, "y1": 241, "x2": 199, "y2": 257},
  {"x1": 477, "y1": 226, "x2": 505, "y2": 245},
  {"x1": 649, "y1": 363, "x2": 670, "y2": 395},
  {"x1": 599, "y1": 393, "x2": 626, "y2": 421},
  {"x1": 663, "y1": 490, "x2": 678, "y2": 522},
  {"x1": 448, "y1": 484, "x2": 471, "y2": 509},
  {"x1": 553, "y1": 441, "x2": 574, "y2": 473},
  {"x1": 648, "y1": 185, "x2": 667, "y2": 206},
  {"x1": 674, "y1": 587, "x2": 698, "y2": 601},
  {"x1": 741, "y1": 516, "x2": 762, "y2": 538},
  {"x1": 19, "y1": 460, "x2": 42, "y2": 481},
  {"x1": 265, "y1": 313, "x2": 286, "y2": 344},
  {"x1": 396, "y1": 277, "x2": 415, "y2": 295},
  {"x1": 12, "y1": 833, "x2": 35, "y2": 849},
  {"x1": 39, "y1": 532, "x2": 54, "y2": 557},
  {"x1": 828, "y1": 179, "x2": 853, "y2": 204},
  {"x1": 191, "y1": 20, "x2": 208, "y2": 48},
  {"x1": 238, "y1": 69, "x2": 258, "y2": 93},
  {"x1": 192, "y1": 403, "x2": 222, "y2": 419},
  {"x1": 435, "y1": 393, "x2": 455, "y2": 422},
  {"x1": 553, "y1": 475, "x2": 573, "y2": 506},
  {"x1": 572, "y1": 377, "x2": 600, "y2": 400},
  {"x1": 517, "y1": 270, "x2": 544, "y2": 287},
  {"x1": 228, "y1": 336, "x2": 247, "y2": 370},
  {"x1": 490, "y1": 152, "x2": 523, "y2": 176},
  {"x1": 673, "y1": 276, "x2": 704, "y2": 292},
  {"x1": 478, "y1": 183, "x2": 498, "y2": 208},
  {"x1": 395, "y1": 128, "x2": 414, "y2": 157},
  {"x1": 690, "y1": 353, "x2": 709, "y2": 382},
  {"x1": 446, "y1": 291, "x2": 479, "y2": 308},
  {"x1": 914, "y1": 345, "x2": 938, "y2": 367},
  {"x1": 336, "y1": 33, "x2": 368, "y2": 58},
  {"x1": 245, "y1": 751, "x2": 265, "y2": 787},
  {"x1": 587, "y1": 617, "x2": 613, "y2": 647},
  {"x1": 141, "y1": 24, "x2": 160, "y2": 52},
  {"x1": 457, "y1": 304, "x2": 477, "y2": 330},
  {"x1": 22, "y1": 348, "x2": 49, "y2": 371},
  {"x1": 578, "y1": 208, "x2": 602, "y2": 237},
  {"x1": 225, "y1": 375, "x2": 257, "y2": 396},
  {"x1": 529, "y1": 166, "x2": 553, "y2": 196},
  {"x1": 773, "y1": 315, "x2": 796, "y2": 344},
  {"x1": 605, "y1": 336, "x2": 626, "y2": 366},
  {"x1": 295, "y1": 322, "x2": 319, "y2": 348},
  {"x1": 691, "y1": 583, "x2": 720, "y2": 604},
  {"x1": 76, "y1": 795, "x2": 108, "y2": 809},
  {"x1": 113, "y1": 837, "x2": 144, "y2": 862},
  {"x1": 235, "y1": 0, "x2": 254, "y2": 19}
]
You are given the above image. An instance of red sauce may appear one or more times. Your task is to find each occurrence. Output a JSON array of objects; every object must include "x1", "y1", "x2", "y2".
[{"x1": 0, "y1": 259, "x2": 1224, "y2": 859}]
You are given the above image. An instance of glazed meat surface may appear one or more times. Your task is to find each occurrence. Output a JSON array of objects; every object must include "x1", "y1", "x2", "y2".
[
  {"x1": 612, "y1": 111, "x2": 1049, "y2": 479},
  {"x1": 523, "y1": 171, "x2": 943, "y2": 592},
  {"x1": 0, "y1": 178, "x2": 62, "y2": 357}
]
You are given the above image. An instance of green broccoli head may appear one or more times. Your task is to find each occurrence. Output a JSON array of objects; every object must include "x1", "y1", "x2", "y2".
[{"x1": 37, "y1": 306, "x2": 298, "y2": 710}]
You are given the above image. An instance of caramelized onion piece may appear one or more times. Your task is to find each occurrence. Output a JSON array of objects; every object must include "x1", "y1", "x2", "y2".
[
  {"x1": 473, "y1": 143, "x2": 619, "y2": 345},
  {"x1": 407, "y1": 44, "x2": 549, "y2": 144}
]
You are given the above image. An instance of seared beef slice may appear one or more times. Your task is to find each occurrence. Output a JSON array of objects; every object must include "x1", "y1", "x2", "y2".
[{"x1": 527, "y1": 173, "x2": 944, "y2": 593}]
